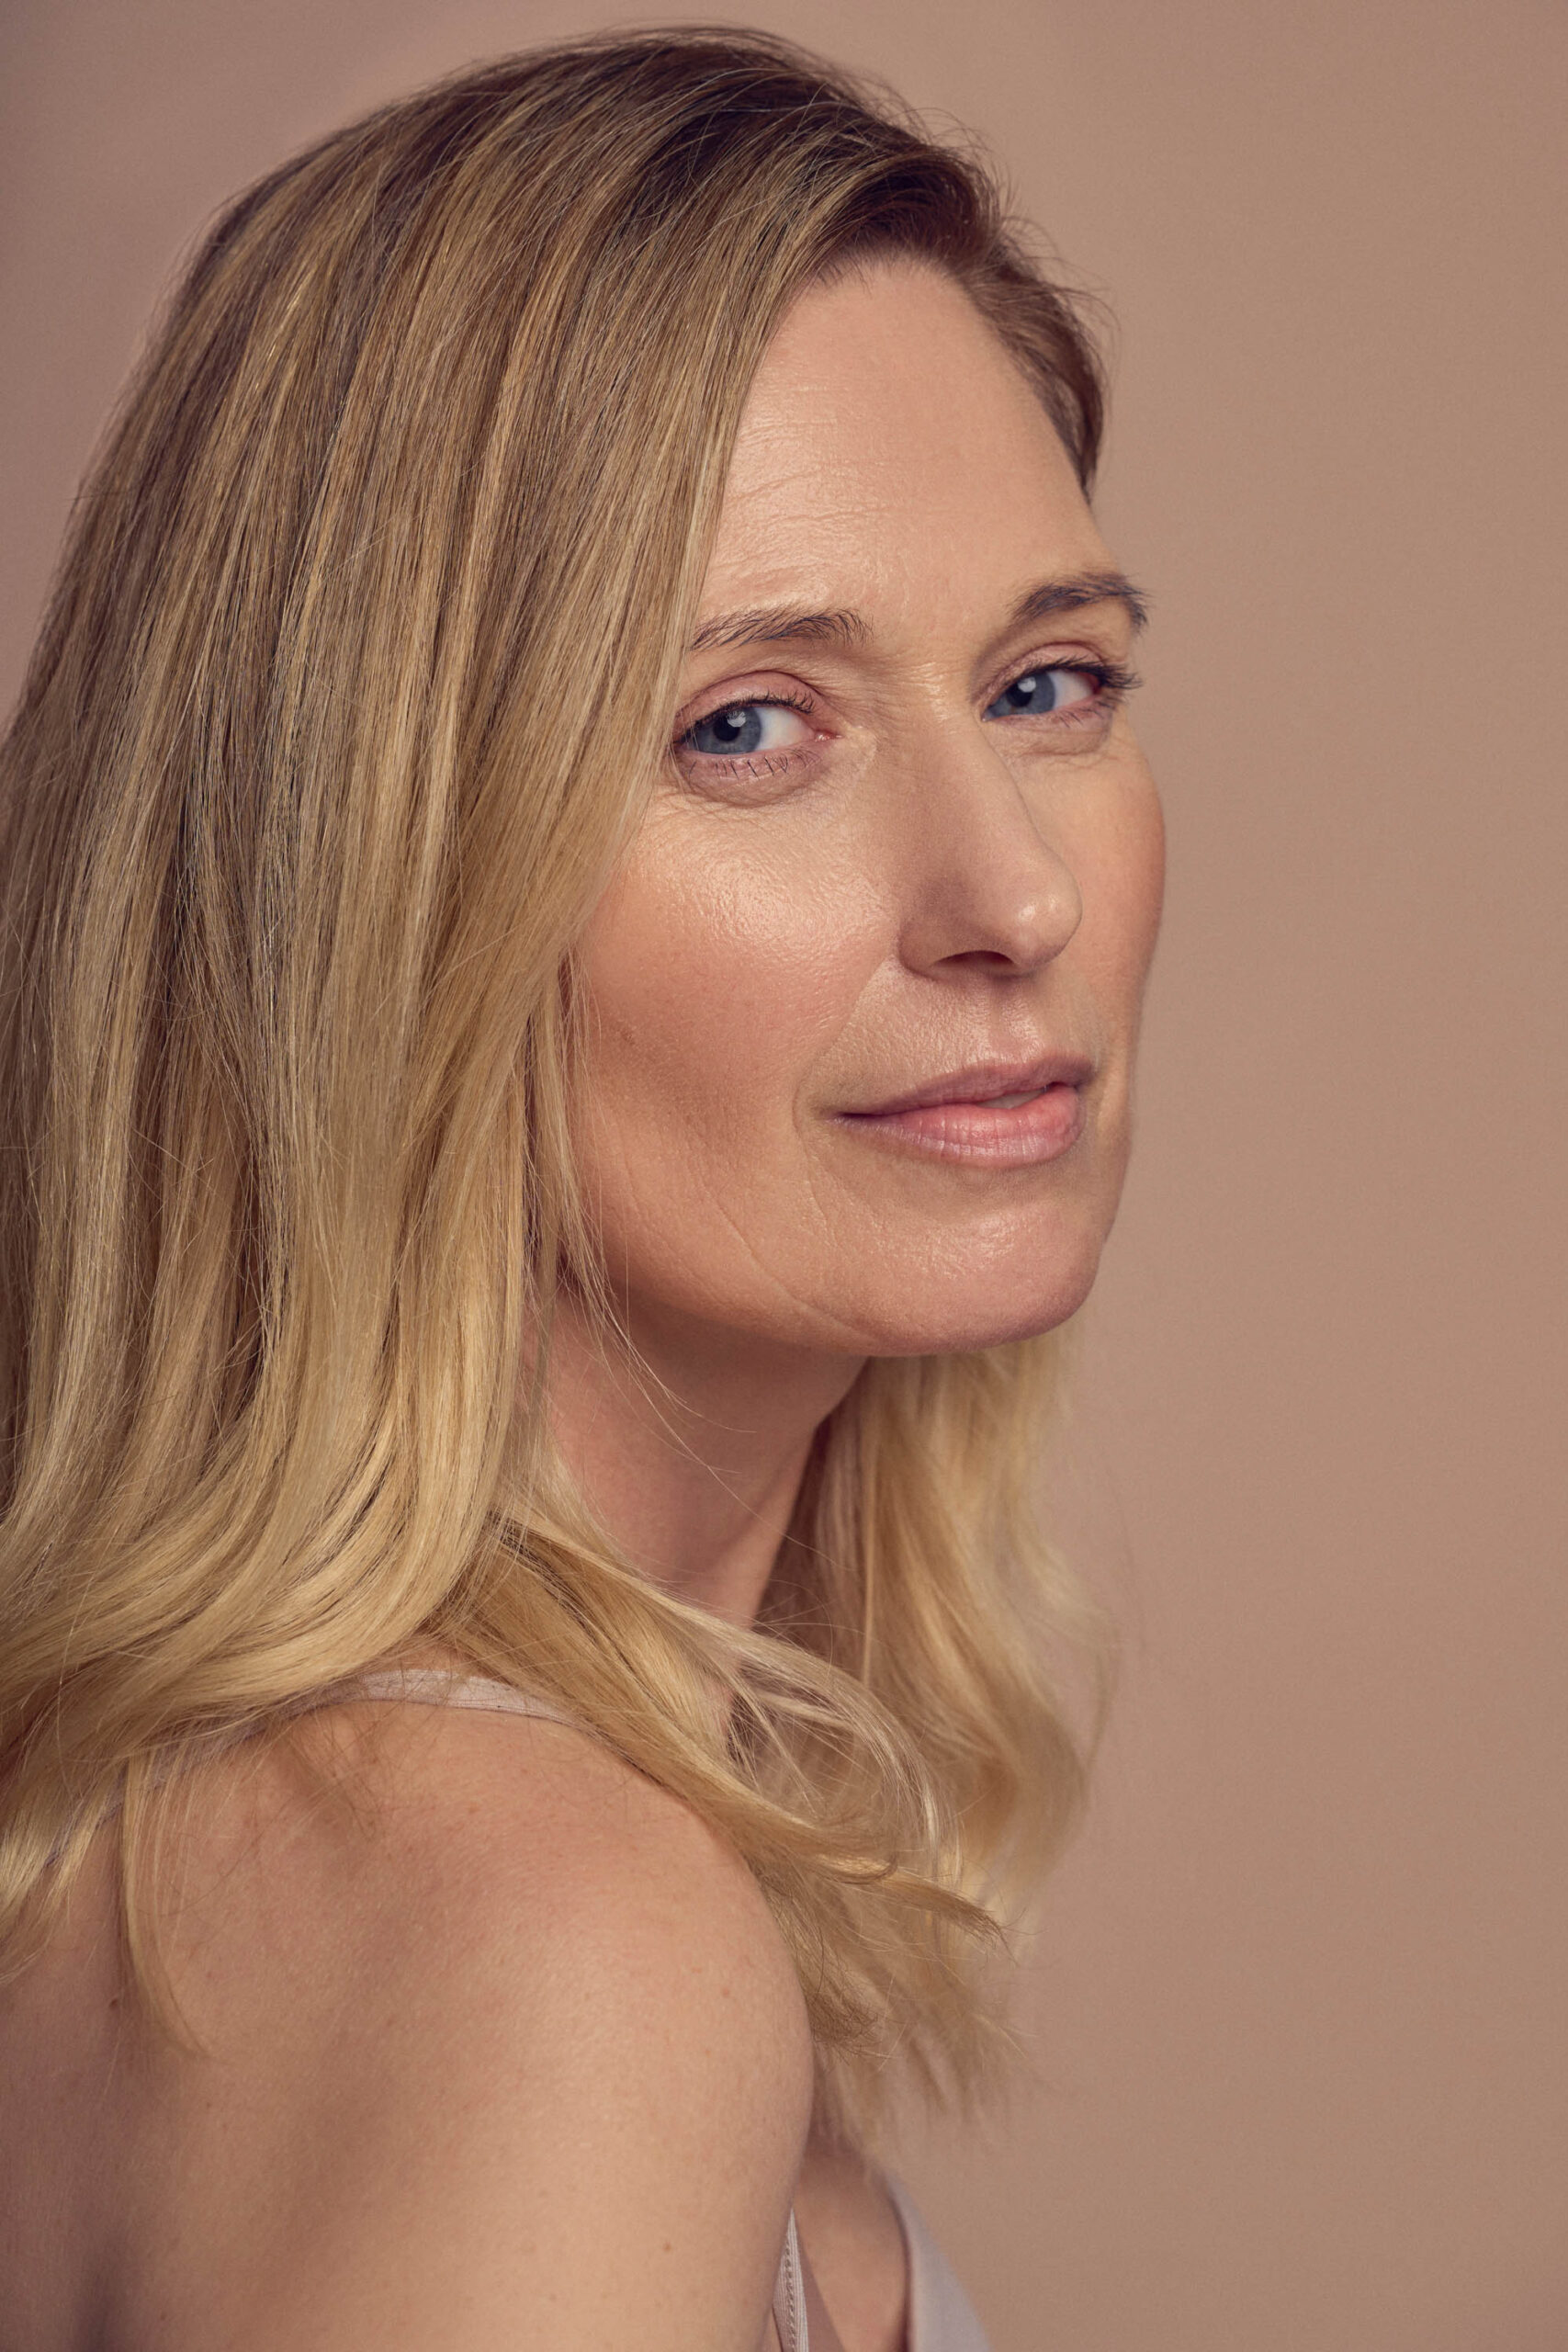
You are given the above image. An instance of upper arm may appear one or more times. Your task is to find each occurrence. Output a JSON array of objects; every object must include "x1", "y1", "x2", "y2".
[{"x1": 120, "y1": 1712, "x2": 815, "y2": 2350}]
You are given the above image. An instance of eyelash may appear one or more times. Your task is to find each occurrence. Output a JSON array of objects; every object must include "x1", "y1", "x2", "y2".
[
  {"x1": 674, "y1": 659, "x2": 1138, "y2": 783},
  {"x1": 672, "y1": 687, "x2": 821, "y2": 782},
  {"x1": 1066, "y1": 657, "x2": 1138, "y2": 701},
  {"x1": 993, "y1": 657, "x2": 1142, "y2": 718}
]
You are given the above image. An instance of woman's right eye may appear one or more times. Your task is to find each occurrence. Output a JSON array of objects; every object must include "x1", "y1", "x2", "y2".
[{"x1": 681, "y1": 700, "x2": 813, "y2": 762}]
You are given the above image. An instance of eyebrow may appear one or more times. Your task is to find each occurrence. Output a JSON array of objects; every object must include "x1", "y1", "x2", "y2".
[
  {"x1": 686, "y1": 570, "x2": 1147, "y2": 657},
  {"x1": 687, "y1": 605, "x2": 869, "y2": 654},
  {"x1": 1008, "y1": 570, "x2": 1149, "y2": 635}
]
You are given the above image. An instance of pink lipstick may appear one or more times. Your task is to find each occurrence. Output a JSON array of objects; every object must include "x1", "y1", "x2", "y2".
[{"x1": 838, "y1": 1057, "x2": 1092, "y2": 1166}]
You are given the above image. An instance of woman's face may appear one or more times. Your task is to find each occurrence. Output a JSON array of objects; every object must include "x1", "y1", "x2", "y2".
[{"x1": 576, "y1": 260, "x2": 1164, "y2": 1363}]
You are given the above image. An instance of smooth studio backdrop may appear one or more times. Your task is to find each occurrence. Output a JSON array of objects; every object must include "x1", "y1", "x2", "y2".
[{"x1": 3, "y1": 5, "x2": 1564, "y2": 2347}]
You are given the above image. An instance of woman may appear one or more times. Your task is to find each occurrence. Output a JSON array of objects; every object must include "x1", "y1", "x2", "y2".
[{"x1": 0, "y1": 28, "x2": 1163, "y2": 2350}]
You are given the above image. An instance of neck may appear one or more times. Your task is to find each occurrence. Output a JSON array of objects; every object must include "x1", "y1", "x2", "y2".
[{"x1": 544, "y1": 1283, "x2": 865, "y2": 1628}]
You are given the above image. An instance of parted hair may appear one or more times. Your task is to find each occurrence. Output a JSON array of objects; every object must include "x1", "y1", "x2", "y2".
[{"x1": 0, "y1": 25, "x2": 1108, "y2": 2131}]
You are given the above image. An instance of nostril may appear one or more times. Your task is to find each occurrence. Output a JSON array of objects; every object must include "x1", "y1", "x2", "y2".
[{"x1": 943, "y1": 947, "x2": 1040, "y2": 975}]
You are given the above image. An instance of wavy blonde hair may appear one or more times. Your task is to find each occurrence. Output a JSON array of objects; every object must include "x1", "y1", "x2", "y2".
[{"x1": 0, "y1": 27, "x2": 1109, "y2": 2131}]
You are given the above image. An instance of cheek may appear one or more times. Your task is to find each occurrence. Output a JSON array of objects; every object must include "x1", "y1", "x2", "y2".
[
  {"x1": 1071, "y1": 764, "x2": 1166, "y2": 1016},
  {"x1": 574, "y1": 816, "x2": 877, "y2": 1204}
]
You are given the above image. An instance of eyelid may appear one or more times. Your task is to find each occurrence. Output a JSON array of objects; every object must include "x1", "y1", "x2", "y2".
[
  {"x1": 671, "y1": 684, "x2": 829, "y2": 791},
  {"x1": 671, "y1": 647, "x2": 1139, "y2": 754},
  {"x1": 980, "y1": 647, "x2": 1142, "y2": 709},
  {"x1": 672, "y1": 671, "x2": 825, "y2": 739}
]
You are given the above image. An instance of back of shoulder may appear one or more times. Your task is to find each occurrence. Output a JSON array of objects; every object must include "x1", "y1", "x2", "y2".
[{"x1": 116, "y1": 1702, "x2": 815, "y2": 2350}]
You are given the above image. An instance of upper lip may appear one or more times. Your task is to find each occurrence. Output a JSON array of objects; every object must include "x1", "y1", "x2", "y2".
[{"x1": 843, "y1": 1054, "x2": 1095, "y2": 1118}]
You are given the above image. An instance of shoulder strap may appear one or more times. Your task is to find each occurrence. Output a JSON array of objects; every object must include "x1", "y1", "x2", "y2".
[
  {"x1": 773, "y1": 2210, "x2": 809, "y2": 2351},
  {"x1": 350, "y1": 1668, "x2": 579, "y2": 1731}
]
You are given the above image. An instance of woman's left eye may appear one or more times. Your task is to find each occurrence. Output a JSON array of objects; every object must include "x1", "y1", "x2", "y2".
[
  {"x1": 982, "y1": 665, "x2": 1100, "y2": 720},
  {"x1": 681, "y1": 700, "x2": 813, "y2": 762}
]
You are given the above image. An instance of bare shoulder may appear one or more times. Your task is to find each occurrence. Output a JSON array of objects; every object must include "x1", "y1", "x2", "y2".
[
  {"x1": 192, "y1": 1691, "x2": 811, "y2": 2046},
  {"x1": 37, "y1": 1699, "x2": 814, "y2": 2351}
]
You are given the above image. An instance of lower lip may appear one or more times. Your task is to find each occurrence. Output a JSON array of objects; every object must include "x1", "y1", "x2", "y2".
[{"x1": 840, "y1": 1082, "x2": 1086, "y2": 1166}]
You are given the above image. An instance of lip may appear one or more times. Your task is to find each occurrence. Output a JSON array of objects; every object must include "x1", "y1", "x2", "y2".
[
  {"x1": 846, "y1": 1056, "x2": 1095, "y2": 1118},
  {"x1": 836, "y1": 1055, "x2": 1095, "y2": 1167}
]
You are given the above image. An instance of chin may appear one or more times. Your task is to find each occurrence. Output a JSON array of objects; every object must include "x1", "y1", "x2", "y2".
[{"x1": 848, "y1": 1237, "x2": 1106, "y2": 1360}]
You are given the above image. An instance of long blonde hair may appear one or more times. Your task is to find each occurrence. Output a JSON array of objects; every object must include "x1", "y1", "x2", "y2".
[{"x1": 0, "y1": 27, "x2": 1108, "y2": 2130}]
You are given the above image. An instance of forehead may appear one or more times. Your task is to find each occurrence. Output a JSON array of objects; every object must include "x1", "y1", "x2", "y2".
[{"x1": 703, "y1": 261, "x2": 1112, "y2": 626}]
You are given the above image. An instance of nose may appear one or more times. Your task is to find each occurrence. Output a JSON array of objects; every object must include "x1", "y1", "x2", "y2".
[{"x1": 896, "y1": 733, "x2": 1083, "y2": 979}]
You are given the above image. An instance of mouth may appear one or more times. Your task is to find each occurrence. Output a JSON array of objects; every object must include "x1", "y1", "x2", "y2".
[{"x1": 836, "y1": 1056, "x2": 1095, "y2": 1167}]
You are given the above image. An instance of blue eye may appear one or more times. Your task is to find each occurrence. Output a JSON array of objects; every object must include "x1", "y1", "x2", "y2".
[
  {"x1": 983, "y1": 666, "x2": 1096, "y2": 719},
  {"x1": 688, "y1": 703, "x2": 765, "y2": 756},
  {"x1": 681, "y1": 700, "x2": 812, "y2": 761}
]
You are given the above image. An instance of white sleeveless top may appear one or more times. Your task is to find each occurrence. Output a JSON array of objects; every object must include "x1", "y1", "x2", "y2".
[{"x1": 351, "y1": 1671, "x2": 993, "y2": 2352}]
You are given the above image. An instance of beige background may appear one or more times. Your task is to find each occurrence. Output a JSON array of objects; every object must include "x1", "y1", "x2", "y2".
[{"x1": 4, "y1": 2, "x2": 1565, "y2": 2345}]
